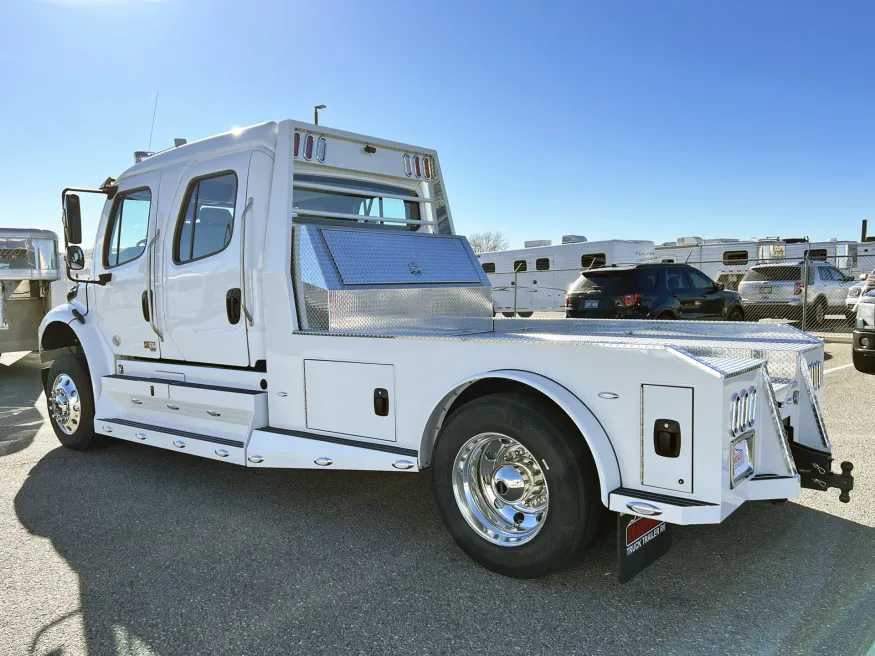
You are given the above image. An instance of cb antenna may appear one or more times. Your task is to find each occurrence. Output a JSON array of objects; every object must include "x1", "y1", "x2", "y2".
[{"x1": 148, "y1": 91, "x2": 159, "y2": 150}]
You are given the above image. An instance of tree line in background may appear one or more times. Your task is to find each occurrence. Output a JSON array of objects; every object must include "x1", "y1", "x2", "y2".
[{"x1": 467, "y1": 231, "x2": 509, "y2": 253}]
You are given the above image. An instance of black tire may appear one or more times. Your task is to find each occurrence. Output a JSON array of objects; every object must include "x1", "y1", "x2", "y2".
[
  {"x1": 655, "y1": 311, "x2": 676, "y2": 320},
  {"x1": 432, "y1": 392, "x2": 603, "y2": 578},
  {"x1": 809, "y1": 298, "x2": 826, "y2": 326},
  {"x1": 853, "y1": 349, "x2": 875, "y2": 374},
  {"x1": 727, "y1": 307, "x2": 744, "y2": 321},
  {"x1": 846, "y1": 311, "x2": 857, "y2": 328},
  {"x1": 518, "y1": 311, "x2": 534, "y2": 318},
  {"x1": 46, "y1": 354, "x2": 96, "y2": 451},
  {"x1": 501, "y1": 312, "x2": 515, "y2": 318}
]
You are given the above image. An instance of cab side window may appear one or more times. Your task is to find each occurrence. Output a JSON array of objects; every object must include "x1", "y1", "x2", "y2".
[
  {"x1": 174, "y1": 172, "x2": 238, "y2": 264},
  {"x1": 104, "y1": 188, "x2": 152, "y2": 268}
]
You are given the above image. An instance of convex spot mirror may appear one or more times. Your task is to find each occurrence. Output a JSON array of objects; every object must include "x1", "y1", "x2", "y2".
[
  {"x1": 64, "y1": 194, "x2": 83, "y2": 244},
  {"x1": 67, "y1": 245, "x2": 85, "y2": 271},
  {"x1": 716, "y1": 282, "x2": 725, "y2": 291}
]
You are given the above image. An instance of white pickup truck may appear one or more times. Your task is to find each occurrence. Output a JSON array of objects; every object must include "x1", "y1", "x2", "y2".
[{"x1": 40, "y1": 120, "x2": 853, "y2": 581}]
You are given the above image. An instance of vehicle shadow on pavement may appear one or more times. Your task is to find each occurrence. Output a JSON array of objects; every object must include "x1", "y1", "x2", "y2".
[
  {"x1": 0, "y1": 353, "x2": 46, "y2": 458},
  {"x1": 15, "y1": 443, "x2": 875, "y2": 656}
]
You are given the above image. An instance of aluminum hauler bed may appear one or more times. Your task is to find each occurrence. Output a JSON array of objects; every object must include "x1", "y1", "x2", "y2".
[
  {"x1": 39, "y1": 120, "x2": 853, "y2": 581},
  {"x1": 1, "y1": 228, "x2": 60, "y2": 354}
]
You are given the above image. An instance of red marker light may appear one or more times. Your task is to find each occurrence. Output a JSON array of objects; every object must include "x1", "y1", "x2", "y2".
[
  {"x1": 294, "y1": 131, "x2": 301, "y2": 158},
  {"x1": 413, "y1": 155, "x2": 422, "y2": 178},
  {"x1": 304, "y1": 134, "x2": 314, "y2": 160},
  {"x1": 423, "y1": 156, "x2": 431, "y2": 179}
]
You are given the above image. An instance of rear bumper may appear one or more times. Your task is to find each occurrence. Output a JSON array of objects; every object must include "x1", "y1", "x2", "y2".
[{"x1": 741, "y1": 301, "x2": 802, "y2": 318}]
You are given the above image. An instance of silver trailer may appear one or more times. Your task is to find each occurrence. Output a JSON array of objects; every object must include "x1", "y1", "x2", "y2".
[{"x1": 1, "y1": 228, "x2": 61, "y2": 354}]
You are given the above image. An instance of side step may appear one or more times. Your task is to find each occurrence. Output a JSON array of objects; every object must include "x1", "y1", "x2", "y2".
[
  {"x1": 246, "y1": 427, "x2": 420, "y2": 471},
  {"x1": 97, "y1": 417, "x2": 248, "y2": 465},
  {"x1": 608, "y1": 487, "x2": 721, "y2": 525}
]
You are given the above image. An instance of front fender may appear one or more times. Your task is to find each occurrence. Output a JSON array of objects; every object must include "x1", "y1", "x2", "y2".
[
  {"x1": 422, "y1": 369, "x2": 622, "y2": 506},
  {"x1": 39, "y1": 303, "x2": 114, "y2": 399}
]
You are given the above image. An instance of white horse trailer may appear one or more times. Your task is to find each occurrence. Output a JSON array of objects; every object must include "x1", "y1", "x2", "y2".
[
  {"x1": 479, "y1": 238, "x2": 657, "y2": 315},
  {"x1": 40, "y1": 120, "x2": 855, "y2": 582},
  {"x1": 656, "y1": 237, "x2": 788, "y2": 291},
  {"x1": 1, "y1": 228, "x2": 60, "y2": 355}
]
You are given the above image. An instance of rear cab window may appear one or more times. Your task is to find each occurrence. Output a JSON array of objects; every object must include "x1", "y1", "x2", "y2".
[{"x1": 292, "y1": 174, "x2": 422, "y2": 231}]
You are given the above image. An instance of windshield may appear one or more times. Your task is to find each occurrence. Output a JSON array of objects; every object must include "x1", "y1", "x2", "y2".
[
  {"x1": 569, "y1": 269, "x2": 659, "y2": 295},
  {"x1": 293, "y1": 174, "x2": 422, "y2": 231},
  {"x1": 743, "y1": 266, "x2": 801, "y2": 282}
]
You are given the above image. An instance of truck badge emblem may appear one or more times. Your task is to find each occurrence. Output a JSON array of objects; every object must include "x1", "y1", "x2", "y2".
[
  {"x1": 144, "y1": 341, "x2": 157, "y2": 352},
  {"x1": 112, "y1": 335, "x2": 121, "y2": 346},
  {"x1": 409, "y1": 262, "x2": 422, "y2": 276}
]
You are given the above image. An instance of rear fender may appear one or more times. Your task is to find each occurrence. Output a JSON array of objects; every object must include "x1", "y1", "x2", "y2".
[{"x1": 422, "y1": 370, "x2": 622, "y2": 506}]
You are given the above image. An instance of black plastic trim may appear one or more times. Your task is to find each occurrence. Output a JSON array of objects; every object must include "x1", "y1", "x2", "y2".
[
  {"x1": 98, "y1": 417, "x2": 245, "y2": 448},
  {"x1": 611, "y1": 486, "x2": 717, "y2": 507},
  {"x1": 259, "y1": 426, "x2": 418, "y2": 457},
  {"x1": 104, "y1": 374, "x2": 263, "y2": 395},
  {"x1": 752, "y1": 474, "x2": 796, "y2": 481}
]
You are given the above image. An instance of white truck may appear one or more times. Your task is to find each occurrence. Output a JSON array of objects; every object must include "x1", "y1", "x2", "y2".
[
  {"x1": 40, "y1": 120, "x2": 854, "y2": 581},
  {"x1": 479, "y1": 237, "x2": 657, "y2": 316},
  {"x1": 1, "y1": 228, "x2": 61, "y2": 355}
]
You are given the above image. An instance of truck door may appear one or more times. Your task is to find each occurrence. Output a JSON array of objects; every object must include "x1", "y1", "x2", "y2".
[
  {"x1": 93, "y1": 172, "x2": 163, "y2": 359},
  {"x1": 161, "y1": 151, "x2": 252, "y2": 366}
]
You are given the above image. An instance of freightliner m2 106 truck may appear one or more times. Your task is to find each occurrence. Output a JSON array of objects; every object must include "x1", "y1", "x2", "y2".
[{"x1": 40, "y1": 121, "x2": 853, "y2": 581}]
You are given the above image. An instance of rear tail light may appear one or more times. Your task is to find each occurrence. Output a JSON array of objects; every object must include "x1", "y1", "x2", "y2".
[
  {"x1": 304, "y1": 134, "x2": 315, "y2": 160},
  {"x1": 294, "y1": 131, "x2": 301, "y2": 157},
  {"x1": 623, "y1": 293, "x2": 642, "y2": 307},
  {"x1": 423, "y1": 156, "x2": 432, "y2": 179},
  {"x1": 794, "y1": 281, "x2": 804, "y2": 296},
  {"x1": 413, "y1": 155, "x2": 422, "y2": 178},
  {"x1": 565, "y1": 295, "x2": 572, "y2": 307}
]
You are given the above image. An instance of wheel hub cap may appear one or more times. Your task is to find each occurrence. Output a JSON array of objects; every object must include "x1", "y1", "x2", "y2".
[
  {"x1": 48, "y1": 374, "x2": 81, "y2": 436},
  {"x1": 452, "y1": 433, "x2": 550, "y2": 547}
]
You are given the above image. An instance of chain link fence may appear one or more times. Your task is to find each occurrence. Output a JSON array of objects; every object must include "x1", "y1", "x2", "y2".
[{"x1": 488, "y1": 252, "x2": 875, "y2": 335}]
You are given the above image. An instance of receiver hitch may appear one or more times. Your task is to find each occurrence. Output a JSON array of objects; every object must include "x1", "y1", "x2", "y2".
[{"x1": 790, "y1": 442, "x2": 854, "y2": 503}]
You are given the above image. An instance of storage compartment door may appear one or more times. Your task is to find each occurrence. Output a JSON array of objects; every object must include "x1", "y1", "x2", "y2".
[
  {"x1": 304, "y1": 360, "x2": 395, "y2": 441},
  {"x1": 642, "y1": 385, "x2": 693, "y2": 494}
]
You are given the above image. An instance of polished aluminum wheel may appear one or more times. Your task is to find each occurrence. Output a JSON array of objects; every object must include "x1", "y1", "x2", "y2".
[
  {"x1": 48, "y1": 373, "x2": 81, "y2": 435},
  {"x1": 451, "y1": 432, "x2": 549, "y2": 546}
]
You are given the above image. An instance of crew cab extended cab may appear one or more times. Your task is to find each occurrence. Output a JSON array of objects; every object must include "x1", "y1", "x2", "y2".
[{"x1": 40, "y1": 120, "x2": 854, "y2": 581}]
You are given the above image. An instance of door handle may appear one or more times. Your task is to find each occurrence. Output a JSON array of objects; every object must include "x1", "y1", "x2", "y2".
[
  {"x1": 226, "y1": 288, "x2": 242, "y2": 325},
  {"x1": 141, "y1": 290, "x2": 153, "y2": 322},
  {"x1": 373, "y1": 388, "x2": 389, "y2": 416}
]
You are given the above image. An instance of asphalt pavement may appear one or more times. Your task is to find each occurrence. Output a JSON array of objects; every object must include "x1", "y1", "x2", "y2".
[{"x1": 1, "y1": 345, "x2": 874, "y2": 656}]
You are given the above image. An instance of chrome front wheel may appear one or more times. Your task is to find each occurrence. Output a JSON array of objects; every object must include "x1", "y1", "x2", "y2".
[
  {"x1": 48, "y1": 373, "x2": 82, "y2": 436},
  {"x1": 451, "y1": 432, "x2": 549, "y2": 546}
]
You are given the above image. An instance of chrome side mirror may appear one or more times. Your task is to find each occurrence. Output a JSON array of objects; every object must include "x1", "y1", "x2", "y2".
[{"x1": 66, "y1": 245, "x2": 85, "y2": 271}]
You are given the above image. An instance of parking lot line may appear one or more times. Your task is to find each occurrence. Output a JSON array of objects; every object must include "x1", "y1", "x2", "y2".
[{"x1": 825, "y1": 363, "x2": 854, "y2": 374}]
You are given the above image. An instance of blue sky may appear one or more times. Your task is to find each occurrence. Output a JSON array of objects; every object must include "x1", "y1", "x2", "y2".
[{"x1": 1, "y1": 0, "x2": 874, "y2": 249}]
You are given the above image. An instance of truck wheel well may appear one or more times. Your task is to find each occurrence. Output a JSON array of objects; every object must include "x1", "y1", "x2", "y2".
[
  {"x1": 41, "y1": 321, "x2": 81, "y2": 351},
  {"x1": 422, "y1": 378, "x2": 583, "y2": 467}
]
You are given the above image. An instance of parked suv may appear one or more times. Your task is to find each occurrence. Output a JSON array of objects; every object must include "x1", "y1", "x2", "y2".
[
  {"x1": 739, "y1": 262, "x2": 856, "y2": 324},
  {"x1": 846, "y1": 269, "x2": 875, "y2": 325},
  {"x1": 565, "y1": 263, "x2": 745, "y2": 320}
]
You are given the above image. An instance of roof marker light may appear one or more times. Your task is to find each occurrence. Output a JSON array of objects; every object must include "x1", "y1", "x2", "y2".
[
  {"x1": 423, "y1": 156, "x2": 432, "y2": 179},
  {"x1": 304, "y1": 134, "x2": 315, "y2": 160},
  {"x1": 294, "y1": 131, "x2": 301, "y2": 158},
  {"x1": 403, "y1": 154, "x2": 413, "y2": 176},
  {"x1": 316, "y1": 136, "x2": 327, "y2": 163},
  {"x1": 413, "y1": 155, "x2": 422, "y2": 178}
]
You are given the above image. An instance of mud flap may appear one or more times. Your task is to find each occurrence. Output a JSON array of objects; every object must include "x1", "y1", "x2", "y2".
[{"x1": 617, "y1": 514, "x2": 673, "y2": 583}]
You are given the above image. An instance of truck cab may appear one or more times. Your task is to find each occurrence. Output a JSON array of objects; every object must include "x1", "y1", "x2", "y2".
[{"x1": 39, "y1": 120, "x2": 855, "y2": 581}]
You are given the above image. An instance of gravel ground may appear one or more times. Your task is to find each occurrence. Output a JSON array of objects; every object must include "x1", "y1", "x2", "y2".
[{"x1": 0, "y1": 345, "x2": 873, "y2": 656}]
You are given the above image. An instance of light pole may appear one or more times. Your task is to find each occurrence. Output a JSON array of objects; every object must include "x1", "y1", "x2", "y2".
[{"x1": 314, "y1": 104, "x2": 326, "y2": 125}]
